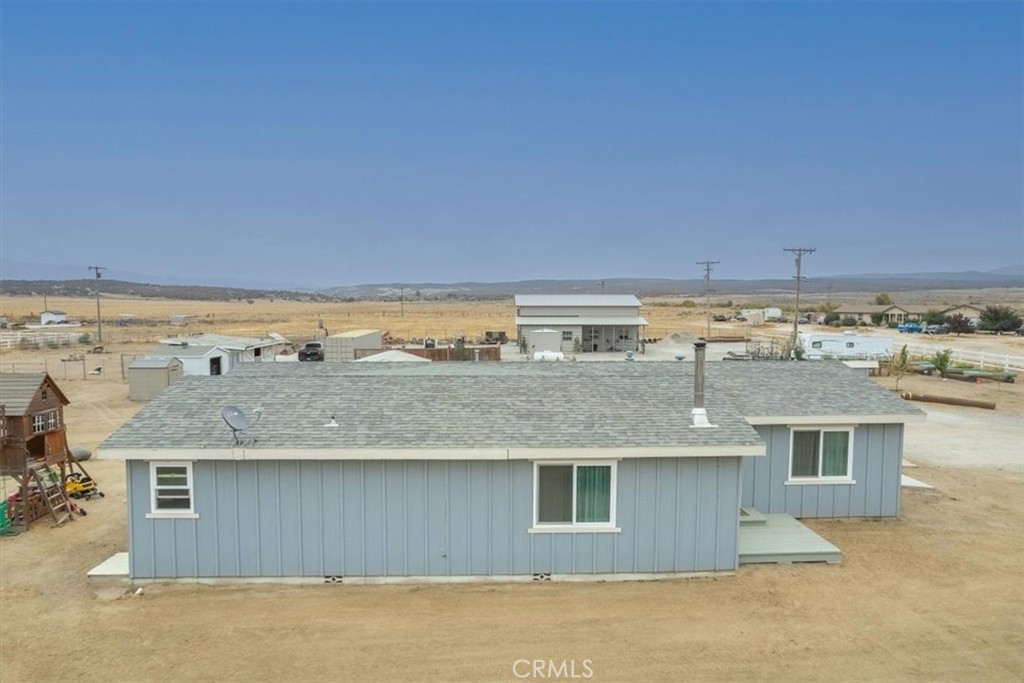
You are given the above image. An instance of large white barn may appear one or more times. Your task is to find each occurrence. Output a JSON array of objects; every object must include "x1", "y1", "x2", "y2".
[{"x1": 515, "y1": 294, "x2": 648, "y2": 354}]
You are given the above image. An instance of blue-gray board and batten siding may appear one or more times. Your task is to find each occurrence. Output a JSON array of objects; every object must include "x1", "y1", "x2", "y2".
[
  {"x1": 126, "y1": 457, "x2": 742, "y2": 579},
  {"x1": 741, "y1": 424, "x2": 904, "y2": 518}
]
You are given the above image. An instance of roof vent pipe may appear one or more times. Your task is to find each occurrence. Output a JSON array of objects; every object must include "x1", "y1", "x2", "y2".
[{"x1": 691, "y1": 339, "x2": 715, "y2": 428}]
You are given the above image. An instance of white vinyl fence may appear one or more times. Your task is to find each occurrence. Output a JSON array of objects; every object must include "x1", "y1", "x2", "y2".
[{"x1": 903, "y1": 343, "x2": 1024, "y2": 373}]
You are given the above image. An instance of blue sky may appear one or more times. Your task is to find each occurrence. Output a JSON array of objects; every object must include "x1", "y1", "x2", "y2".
[{"x1": 2, "y1": 2, "x2": 1021, "y2": 289}]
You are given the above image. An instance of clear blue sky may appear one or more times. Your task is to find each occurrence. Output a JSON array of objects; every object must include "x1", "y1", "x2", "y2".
[{"x1": 2, "y1": 2, "x2": 1021, "y2": 289}]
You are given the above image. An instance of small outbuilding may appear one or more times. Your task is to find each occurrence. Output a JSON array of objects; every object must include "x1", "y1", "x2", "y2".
[
  {"x1": 40, "y1": 310, "x2": 67, "y2": 325},
  {"x1": 324, "y1": 330, "x2": 383, "y2": 362},
  {"x1": 127, "y1": 357, "x2": 184, "y2": 401},
  {"x1": 527, "y1": 329, "x2": 563, "y2": 354}
]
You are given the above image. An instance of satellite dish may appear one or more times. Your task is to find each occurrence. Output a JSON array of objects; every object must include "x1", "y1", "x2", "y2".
[{"x1": 221, "y1": 406, "x2": 250, "y2": 444}]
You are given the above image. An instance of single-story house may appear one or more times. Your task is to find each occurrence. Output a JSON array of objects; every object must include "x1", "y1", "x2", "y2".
[
  {"x1": 833, "y1": 303, "x2": 988, "y2": 325},
  {"x1": 153, "y1": 333, "x2": 291, "y2": 376},
  {"x1": 40, "y1": 310, "x2": 67, "y2": 325},
  {"x1": 515, "y1": 294, "x2": 648, "y2": 354},
  {"x1": 98, "y1": 350, "x2": 923, "y2": 581},
  {"x1": 941, "y1": 304, "x2": 986, "y2": 324}
]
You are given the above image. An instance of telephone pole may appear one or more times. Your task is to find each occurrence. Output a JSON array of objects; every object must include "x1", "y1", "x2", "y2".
[
  {"x1": 696, "y1": 260, "x2": 719, "y2": 339},
  {"x1": 88, "y1": 266, "x2": 105, "y2": 342},
  {"x1": 400, "y1": 287, "x2": 405, "y2": 317},
  {"x1": 783, "y1": 247, "x2": 815, "y2": 345}
]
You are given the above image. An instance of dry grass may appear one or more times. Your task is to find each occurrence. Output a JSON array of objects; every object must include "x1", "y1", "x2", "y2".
[{"x1": 0, "y1": 295, "x2": 722, "y2": 344}]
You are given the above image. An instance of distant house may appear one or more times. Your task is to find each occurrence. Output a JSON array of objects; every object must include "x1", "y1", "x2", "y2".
[
  {"x1": 169, "y1": 315, "x2": 198, "y2": 326},
  {"x1": 153, "y1": 334, "x2": 291, "y2": 376},
  {"x1": 833, "y1": 303, "x2": 988, "y2": 325},
  {"x1": 98, "y1": 353, "x2": 922, "y2": 582},
  {"x1": 515, "y1": 295, "x2": 648, "y2": 353},
  {"x1": 941, "y1": 304, "x2": 986, "y2": 324},
  {"x1": 40, "y1": 310, "x2": 67, "y2": 325}
]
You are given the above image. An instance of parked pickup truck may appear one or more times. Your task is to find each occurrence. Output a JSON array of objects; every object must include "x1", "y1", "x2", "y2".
[
  {"x1": 298, "y1": 341, "x2": 324, "y2": 361},
  {"x1": 897, "y1": 322, "x2": 923, "y2": 333}
]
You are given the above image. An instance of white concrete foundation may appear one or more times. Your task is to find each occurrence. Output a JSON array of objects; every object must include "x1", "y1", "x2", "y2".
[{"x1": 87, "y1": 552, "x2": 130, "y2": 585}]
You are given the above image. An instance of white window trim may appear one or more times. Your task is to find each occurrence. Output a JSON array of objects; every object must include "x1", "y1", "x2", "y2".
[
  {"x1": 786, "y1": 426, "x2": 855, "y2": 484},
  {"x1": 531, "y1": 460, "x2": 619, "y2": 533},
  {"x1": 146, "y1": 461, "x2": 198, "y2": 519}
]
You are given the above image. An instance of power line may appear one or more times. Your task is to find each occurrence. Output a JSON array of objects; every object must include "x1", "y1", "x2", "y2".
[
  {"x1": 88, "y1": 266, "x2": 105, "y2": 343},
  {"x1": 783, "y1": 247, "x2": 815, "y2": 345},
  {"x1": 696, "y1": 260, "x2": 719, "y2": 340}
]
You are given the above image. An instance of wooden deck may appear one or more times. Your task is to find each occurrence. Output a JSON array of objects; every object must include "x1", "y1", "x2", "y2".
[{"x1": 739, "y1": 511, "x2": 842, "y2": 565}]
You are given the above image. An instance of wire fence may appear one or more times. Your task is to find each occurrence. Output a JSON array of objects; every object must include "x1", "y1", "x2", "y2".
[{"x1": 0, "y1": 355, "x2": 125, "y2": 381}]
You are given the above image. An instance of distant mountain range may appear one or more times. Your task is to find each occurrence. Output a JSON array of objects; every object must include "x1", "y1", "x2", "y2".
[
  {"x1": 1, "y1": 256, "x2": 1020, "y2": 302},
  {"x1": 321, "y1": 270, "x2": 1023, "y2": 300}
]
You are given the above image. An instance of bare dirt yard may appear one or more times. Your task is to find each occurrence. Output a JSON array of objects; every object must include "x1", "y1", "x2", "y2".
[{"x1": 1, "y1": 296, "x2": 1022, "y2": 682}]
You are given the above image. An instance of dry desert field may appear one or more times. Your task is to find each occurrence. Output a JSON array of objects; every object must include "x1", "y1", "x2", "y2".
[{"x1": 0, "y1": 294, "x2": 1022, "y2": 682}]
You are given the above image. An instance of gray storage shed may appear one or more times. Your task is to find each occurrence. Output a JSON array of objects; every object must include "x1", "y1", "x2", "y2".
[
  {"x1": 127, "y1": 357, "x2": 184, "y2": 401},
  {"x1": 324, "y1": 329, "x2": 383, "y2": 362}
]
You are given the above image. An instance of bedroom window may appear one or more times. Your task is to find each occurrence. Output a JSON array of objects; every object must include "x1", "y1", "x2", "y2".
[
  {"x1": 789, "y1": 428, "x2": 854, "y2": 482},
  {"x1": 532, "y1": 462, "x2": 618, "y2": 532},
  {"x1": 148, "y1": 462, "x2": 197, "y2": 517},
  {"x1": 561, "y1": 331, "x2": 573, "y2": 342}
]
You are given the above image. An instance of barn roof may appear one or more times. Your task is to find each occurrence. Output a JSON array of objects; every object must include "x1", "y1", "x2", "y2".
[
  {"x1": 514, "y1": 295, "x2": 642, "y2": 308},
  {"x1": 0, "y1": 373, "x2": 70, "y2": 415},
  {"x1": 100, "y1": 361, "x2": 922, "y2": 459}
]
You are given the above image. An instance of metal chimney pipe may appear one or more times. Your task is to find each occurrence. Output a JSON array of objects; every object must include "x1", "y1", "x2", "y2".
[
  {"x1": 693, "y1": 340, "x2": 706, "y2": 409},
  {"x1": 691, "y1": 339, "x2": 713, "y2": 427}
]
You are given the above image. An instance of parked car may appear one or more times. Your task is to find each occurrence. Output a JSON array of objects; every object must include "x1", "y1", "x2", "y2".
[
  {"x1": 423, "y1": 338, "x2": 437, "y2": 349},
  {"x1": 923, "y1": 324, "x2": 949, "y2": 335},
  {"x1": 897, "y1": 322, "x2": 923, "y2": 333},
  {"x1": 712, "y1": 315, "x2": 728, "y2": 322},
  {"x1": 298, "y1": 341, "x2": 325, "y2": 361}
]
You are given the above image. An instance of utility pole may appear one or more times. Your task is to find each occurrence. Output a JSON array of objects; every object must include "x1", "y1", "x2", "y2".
[
  {"x1": 783, "y1": 247, "x2": 815, "y2": 345},
  {"x1": 600, "y1": 280, "x2": 606, "y2": 295},
  {"x1": 826, "y1": 283, "x2": 833, "y2": 310},
  {"x1": 88, "y1": 266, "x2": 105, "y2": 342},
  {"x1": 400, "y1": 287, "x2": 405, "y2": 317},
  {"x1": 696, "y1": 260, "x2": 719, "y2": 339}
]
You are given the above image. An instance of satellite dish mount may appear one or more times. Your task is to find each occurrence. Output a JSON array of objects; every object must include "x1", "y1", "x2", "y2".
[{"x1": 221, "y1": 405, "x2": 262, "y2": 445}]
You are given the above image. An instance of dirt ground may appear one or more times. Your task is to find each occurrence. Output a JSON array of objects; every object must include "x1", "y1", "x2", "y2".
[{"x1": 1, "y1": 299, "x2": 1023, "y2": 682}]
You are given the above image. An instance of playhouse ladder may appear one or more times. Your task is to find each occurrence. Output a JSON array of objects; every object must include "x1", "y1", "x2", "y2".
[{"x1": 30, "y1": 464, "x2": 73, "y2": 526}]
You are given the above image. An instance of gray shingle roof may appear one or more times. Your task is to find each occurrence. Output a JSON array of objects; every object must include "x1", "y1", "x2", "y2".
[{"x1": 101, "y1": 361, "x2": 920, "y2": 452}]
